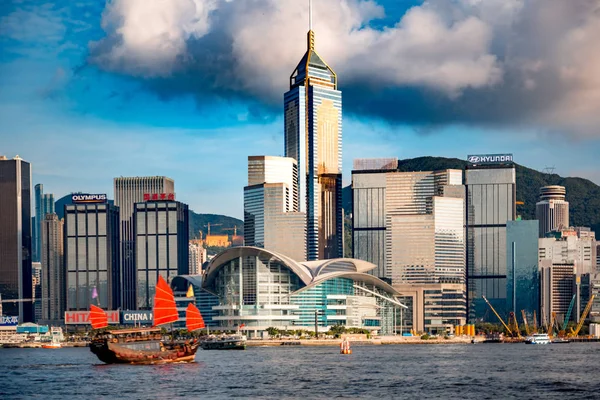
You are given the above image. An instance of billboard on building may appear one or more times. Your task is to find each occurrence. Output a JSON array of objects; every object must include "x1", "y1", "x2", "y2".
[
  {"x1": 64, "y1": 311, "x2": 119, "y2": 325},
  {"x1": 467, "y1": 154, "x2": 514, "y2": 165},
  {"x1": 121, "y1": 311, "x2": 153, "y2": 325},
  {"x1": 0, "y1": 316, "x2": 18, "y2": 326},
  {"x1": 71, "y1": 194, "x2": 107, "y2": 204}
]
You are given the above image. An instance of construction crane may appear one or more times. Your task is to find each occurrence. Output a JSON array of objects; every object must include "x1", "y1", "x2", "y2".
[
  {"x1": 562, "y1": 294, "x2": 577, "y2": 331},
  {"x1": 548, "y1": 312, "x2": 558, "y2": 338},
  {"x1": 508, "y1": 312, "x2": 522, "y2": 338},
  {"x1": 532, "y1": 310, "x2": 538, "y2": 333},
  {"x1": 203, "y1": 223, "x2": 222, "y2": 236},
  {"x1": 222, "y1": 226, "x2": 239, "y2": 236},
  {"x1": 521, "y1": 310, "x2": 530, "y2": 336},
  {"x1": 482, "y1": 295, "x2": 513, "y2": 335},
  {"x1": 569, "y1": 294, "x2": 595, "y2": 337}
]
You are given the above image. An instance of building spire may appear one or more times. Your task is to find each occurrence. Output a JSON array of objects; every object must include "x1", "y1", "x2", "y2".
[{"x1": 307, "y1": 0, "x2": 315, "y2": 51}]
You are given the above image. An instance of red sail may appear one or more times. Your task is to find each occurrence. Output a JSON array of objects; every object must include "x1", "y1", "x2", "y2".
[
  {"x1": 153, "y1": 275, "x2": 179, "y2": 327},
  {"x1": 186, "y1": 303, "x2": 205, "y2": 332},
  {"x1": 90, "y1": 304, "x2": 108, "y2": 329}
]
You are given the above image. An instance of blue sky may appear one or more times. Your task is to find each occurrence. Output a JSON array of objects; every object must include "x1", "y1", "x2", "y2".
[{"x1": 2, "y1": 0, "x2": 600, "y2": 219}]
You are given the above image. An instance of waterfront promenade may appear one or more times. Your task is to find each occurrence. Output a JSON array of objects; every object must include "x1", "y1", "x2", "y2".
[{"x1": 248, "y1": 336, "x2": 473, "y2": 347}]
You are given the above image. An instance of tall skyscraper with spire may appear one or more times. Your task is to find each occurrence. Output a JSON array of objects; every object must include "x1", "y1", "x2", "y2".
[{"x1": 284, "y1": 2, "x2": 343, "y2": 260}]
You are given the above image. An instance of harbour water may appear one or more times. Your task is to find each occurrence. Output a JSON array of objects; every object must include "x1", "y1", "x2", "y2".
[{"x1": 1, "y1": 343, "x2": 600, "y2": 399}]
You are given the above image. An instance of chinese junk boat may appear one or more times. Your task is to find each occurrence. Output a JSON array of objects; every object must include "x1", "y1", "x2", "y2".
[{"x1": 90, "y1": 276, "x2": 205, "y2": 364}]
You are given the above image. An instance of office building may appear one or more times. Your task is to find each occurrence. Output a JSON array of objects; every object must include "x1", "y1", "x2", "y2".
[
  {"x1": 189, "y1": 242, "x2": 207, "y2": 275},
  {"x1": 41, "y1": 214, "x2": 65, "y2": 322},
  {"x1": 33, "y1": 184, "x2": 55, "y2": 262},
  {"x1": 0, "y1": 155, "x2": 33, "y2": 322},
  {"x1": 540, "y1": 261, "x2": 576, "y2": 326},
  {"x1": 284, "y1": 23, "x2": 343, "y2": 260},
  {"x1": 114, "y1": 176, "x2": 174, "y2": 309},
  {"x1": 536, "y1": 185, "x2": 569, "y2": 237},
  {"x1": 539, "y1": 228, "x2": 597, "y2": 275},
  {"x1": 506, "y1": 220, "x2": 539, "y2": 318},
  {"x1": 352, "y1": 159, "x2": 465, "y2": 332},
  {"x1": 65, "y1": 199, "x2": 120, "y2": 311},
  {"x1": 244, "y1": 156, "x2": 307, "y2": 261},
  {"x1": 465, "y1": 154, "x2": 516, "y2": 321},
  {"x1": 32, "y1": 262, "x2": 42, "y2": 322},
  {"x1": 134, "y1": 200, "x2": 189, "y2": 309}
]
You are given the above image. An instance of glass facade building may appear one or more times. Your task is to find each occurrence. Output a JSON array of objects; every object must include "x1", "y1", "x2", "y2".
[
  {"x1": 65, "y1": 203, "x2": 120, "y2": 311},
  {"x1": 41, "y1": 213, "x2": 65, "y2": 322},
  {"x1": 0, "y1": 156, "x2": 33, "y2": 322},
  {"x1": 114, "y1": 176, "x2": 175, "y2": 310},
  {"x1": 284, "y1": 30, "x2": 343, "y2": 260},
  {"x1": 244, "y1": 156, "x2": 306, "y2": 261},
  {"x1": 134, "y1": 200, "x2": 189, "y2": 309},
  {"x1": 506, "y1": 220, "x2": 539, "y2": 319},
  {"x1": 33, "y1": 184, "x2": 54, "y2": 263},
  {"x1": 199, "y1": 247, "x2": 402, "y2": 336},
  {"x1": 465, "y1": 164, "x2": 516, "y2": 322}
]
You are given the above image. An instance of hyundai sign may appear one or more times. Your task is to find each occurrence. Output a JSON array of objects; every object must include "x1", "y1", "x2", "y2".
[
  {"x1": 71, "y1": 194, "x2": 107, "y2": 204},
  {"x1": 121, "y1": 311, "x2": 153, "y2": 325},
  {"x1": 467, "y1": 154, "x2": 513, "y2": 165},
  {"x1": 0, "y1": 316, "x2": 18, "y2": 326}
]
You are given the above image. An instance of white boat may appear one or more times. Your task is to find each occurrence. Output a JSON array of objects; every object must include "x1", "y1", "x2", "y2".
[{"x1": 525, "y1": 333, "x2": 550, "y2": 345}]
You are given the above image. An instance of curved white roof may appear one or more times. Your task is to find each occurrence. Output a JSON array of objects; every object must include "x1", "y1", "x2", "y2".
[{"x1": 203, "y1": 247, "x2": 395, "y2": 295}]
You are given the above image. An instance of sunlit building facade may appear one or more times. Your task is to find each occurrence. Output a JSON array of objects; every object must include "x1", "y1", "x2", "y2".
[
  {"x1": 41, "y1": 214, "x2": 65, "y2": 322},
  {"x1": 284, "y1": 29, "x2": 343, "y2": 260},
  {"x1": 536, "y1": 185, "x2": 569, "y2": 238},
  {"x1": 244, "y1": 156, "x2": 306, "y2": 261},
  {"x1": 196, "y1": 247, "x2": 402, "y2": 337},
  {"x1": 65, "y1": 203, "x2": 120, "y2": 311},
  {"x1": 134, "y1": 200, "x2": 189, "y2": 309},
  {"x1": 465, "y1": 161, "x2": 516, "y2": 321},
  {"x1": 114, "y1": 176, "x2": 175, "y2": 309}
]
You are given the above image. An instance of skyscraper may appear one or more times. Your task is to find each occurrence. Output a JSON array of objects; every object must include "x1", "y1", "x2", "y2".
[
  {"x1": 65, "y1": 199, "x2": 120, "y2": 311},
  {"x1": 114, "y1": 176, "x2": 175, "y2": 309},
  {"x1": 536, "y1": 185, "x2": 569, "y2": 237},
  {"x1": 41, "y1": 213, "x2": 65, "y2": 322},
  {"x1": 465, "y1": 155, "x2": 516, "y2": 321},
  {"x1": 33, "y1": 184, "x2": 54, "y2": 263},
  {"x1": 134, "y1": 199, "x2": 189, "y2": 309},
  {"x1": 0, "y1": 155, "x2": 33, "y2": 322},
  {"x1": 284, "y1": 16, "x2": 343, "y2": 260},
  {"x1": 244, "y1": 156, "x2": 307, "y2": 261}
]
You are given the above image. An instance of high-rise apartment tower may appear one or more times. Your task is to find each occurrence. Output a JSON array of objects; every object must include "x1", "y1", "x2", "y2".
[{"x1": 536, "y1": 185, "x2": 569, "y2": 238}]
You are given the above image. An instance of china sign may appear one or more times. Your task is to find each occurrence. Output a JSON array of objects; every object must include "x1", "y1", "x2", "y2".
[
  {"x1": 0, "y1": 316, "x2": 18, "y2": 326},
  {"x1": 121, "y1": 311, "x2": 153, "y2": 325},
  {"x1": 72, "y1": 194, "x2": 107, "y2": 204},
  {"x1": 143, "y1": 193, "x2": 175, "y2": 201},
  {"x1": 467, "y1": 154, "x2": 513, "y2": 165},
  {"x1": 64, "y1": 310, "x2": 119, "y2": 325}
]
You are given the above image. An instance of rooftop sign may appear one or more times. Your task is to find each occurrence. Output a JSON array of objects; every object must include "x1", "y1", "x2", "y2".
[
  {"x1": 143, "y1": 193, "x2": 175, "y2": 201},
  {"x1": 72, "y1": 194, "x2": 107, "y2": 204},
  {"x1": 0, "y1": 316, "x2": 18, "y2": 326},
  {"x1": 467, "y1": 154, "x2": 513, "y2": 165}
]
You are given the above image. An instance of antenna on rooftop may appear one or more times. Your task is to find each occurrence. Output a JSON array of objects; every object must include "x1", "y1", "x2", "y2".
[{"x1": 309, "y1": 0, "x2": 313, "y2": 31}]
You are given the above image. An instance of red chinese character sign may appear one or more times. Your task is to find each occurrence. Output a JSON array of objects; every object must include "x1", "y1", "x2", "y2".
[{"x1": 143, "y1": 193, "x2": 176, "y2": 202}]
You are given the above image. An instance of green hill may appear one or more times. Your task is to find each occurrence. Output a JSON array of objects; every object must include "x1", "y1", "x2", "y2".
[
  {"x1": 342, "y1": 156, "x2": 600, "y2": 236},
  {"x1": 188, "y1": 211, "x2": 243, "y2": 239}
]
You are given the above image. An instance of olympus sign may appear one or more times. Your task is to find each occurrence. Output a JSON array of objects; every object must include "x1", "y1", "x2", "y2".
[
  {"x1": 467, "y1": 154, "x2": 513, "y2": 165},
  {"x1": 71, "y1": 194, "x2": 107, "y2": 204}
]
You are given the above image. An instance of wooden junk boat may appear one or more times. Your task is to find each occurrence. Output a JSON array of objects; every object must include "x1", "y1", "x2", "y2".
[{"x1": 90, "y1": 276, "x2": 206, "y2": 364}]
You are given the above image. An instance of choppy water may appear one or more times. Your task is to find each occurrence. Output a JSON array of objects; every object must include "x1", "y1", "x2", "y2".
[{"x1": 1, "y1": 343, "x2": 599, "y2": 399}]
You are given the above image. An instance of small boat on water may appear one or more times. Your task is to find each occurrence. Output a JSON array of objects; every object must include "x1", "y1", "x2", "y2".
[
  {"x1": 525, "y1": 333, "x2": 550, "y2": 345},
  {"x1": 90, "y1": 276, "x2": 205, "y2": 364},
  {"x1": 201, "y1": 334, "x2": 247, "y2": 350},
  {"x1": 340, "y1": 338, "x2": 352, "y2": 354},
  {"x1": 41, "y1": 340, "x2": 62, "y2": 349},
  {"x1": 551, "y1": 337, "x2": 571, "y2": 344}
]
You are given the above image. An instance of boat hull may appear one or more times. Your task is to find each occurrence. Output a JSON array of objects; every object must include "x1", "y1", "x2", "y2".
[
  {"x1": 90, "y1": 340, "x2": 199, "y2": 364},
  {"x1": 200, "y1": 341, "x2": 246, "y2": 350}
]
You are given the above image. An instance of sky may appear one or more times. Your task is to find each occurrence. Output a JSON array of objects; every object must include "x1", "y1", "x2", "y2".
[{"x1": 2, "y1": 0, "x2": 600, "y2": 219}]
